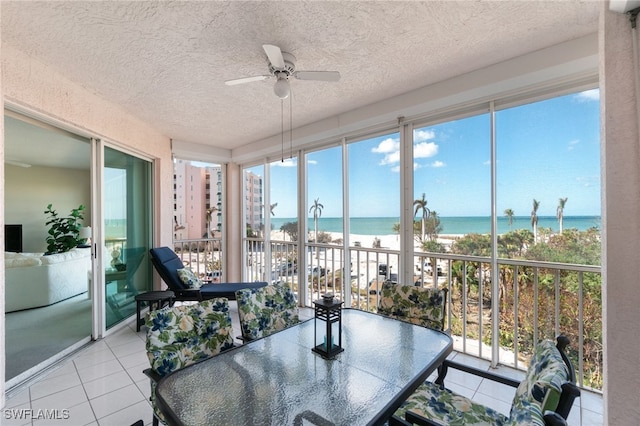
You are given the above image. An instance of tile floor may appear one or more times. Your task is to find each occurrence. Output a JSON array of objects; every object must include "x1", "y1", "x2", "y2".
[{"x1": 3, "y1": 303, "x2": 603, "y2": 425}]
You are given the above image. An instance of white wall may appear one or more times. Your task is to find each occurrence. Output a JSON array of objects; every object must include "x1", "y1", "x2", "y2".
[
  {"x1": 5, "y1": 164, "x2": 91, "y2": 253},
  {"x1": 600, "y1": 5, "x2": 640, "y2": 424}
]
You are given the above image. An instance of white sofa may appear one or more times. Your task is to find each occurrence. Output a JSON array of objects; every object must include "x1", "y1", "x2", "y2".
[{"x1": 5, "y1": 248, "x2": 91, "y2": 312}]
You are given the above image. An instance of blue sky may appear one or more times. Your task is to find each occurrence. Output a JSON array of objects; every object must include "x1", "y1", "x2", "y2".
[{"x1": 254, "y1": 89, "x2": 600, "y2": 219}]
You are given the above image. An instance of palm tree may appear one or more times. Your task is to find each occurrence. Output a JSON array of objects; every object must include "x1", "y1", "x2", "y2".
[
  {"x1": 413, "y1": 193, "x2": 430, "y2": 242},
  {"x1": 309, "y1": 198, "x2": 324, "y2": 243},
  {"x1": 205, "y1": 206, "x2": 217, "y2": 238},
  {"x1": 504, "y1": 208, "x2": 514, "y2": 230},
  {"x1": 530, "y1": 199, "x2": 540, "y2": 243},
  {"x1": 557, "y1": 197, "x2": 568, "y2": 233}
]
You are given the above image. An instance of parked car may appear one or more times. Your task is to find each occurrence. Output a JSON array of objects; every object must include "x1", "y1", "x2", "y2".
[
  {"x1": 276, "y1": 262, "x2": 297, "y2": 275},
  {"x1": 308, "y1": 266, "x2": 328, "y2": 277},
  {"x1": 417, "y1": 260, "x2": 442, "y2": 276}
]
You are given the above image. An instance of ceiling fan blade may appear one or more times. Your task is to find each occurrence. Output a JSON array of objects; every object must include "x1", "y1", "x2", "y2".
[
  {"x1": 263, "y1": 44, "x2": 285, "y2": 69},
  {"x1": 224, "y1": 75, "x2": 271, "y2": 86},
  {"x1": 294, "y1": 71, "x2": 341, "y2": 82}
]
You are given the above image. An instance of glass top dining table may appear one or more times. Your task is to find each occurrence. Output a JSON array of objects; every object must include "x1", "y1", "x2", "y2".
[{"x1": 155, "y1": 308, "x2": 453, "y2": 426}]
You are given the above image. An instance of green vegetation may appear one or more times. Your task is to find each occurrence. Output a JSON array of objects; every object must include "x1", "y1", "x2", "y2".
[{"x1": 44, "y1": 204, "x2": 86, "y2": 254}]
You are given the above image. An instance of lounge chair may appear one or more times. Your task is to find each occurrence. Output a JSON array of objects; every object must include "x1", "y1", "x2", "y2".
[{"x1": 149, "y1": 247, "x2": 267, "y2": 302}]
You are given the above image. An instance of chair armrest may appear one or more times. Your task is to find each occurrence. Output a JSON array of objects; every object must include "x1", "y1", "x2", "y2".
[
  {"x1": 543, "y1": 411, "x2": 568, "y2": 426},
  {"x1": 143, "y1": 367, "x2": 162, "y2": 384},
  {"x1": 173, "y1": 288, "x2": 204, "y2": 300},
  {"x1": 556, "y1": 381, "x2": 581, "y2": 419},
  {"x1": 434, "y1": 359, "x2": 521, "y2": 388}
]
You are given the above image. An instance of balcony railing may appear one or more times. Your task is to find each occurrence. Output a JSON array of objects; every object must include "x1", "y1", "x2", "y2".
[
  {"x1": 172, "y1": 238, "x2": 224, "y2": 282},
  {"x1": 244, "y1": 237, "x2": 602, "y2": 393}
]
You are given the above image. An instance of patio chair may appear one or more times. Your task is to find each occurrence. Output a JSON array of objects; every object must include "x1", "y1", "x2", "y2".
[
  {"x1": 143, "y1": 298, "x2": 235, "y2": 426},
  {"x1": 149, "y1": 246, "x2": 267, "y2": 301},
  {"x1": 389, "y1": 336, "x2": 581, "y2": 426},
  {"x1": 235, "y1": 283, "x2": 300, "y2": 341},
  {"x1": 378, "y1": 282, "x2": 448, "y2": 331}
]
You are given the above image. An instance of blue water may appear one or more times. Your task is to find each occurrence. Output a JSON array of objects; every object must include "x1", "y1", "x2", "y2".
[{"x1": 270, "y1": 216, "x2": 601, "y2": 236}]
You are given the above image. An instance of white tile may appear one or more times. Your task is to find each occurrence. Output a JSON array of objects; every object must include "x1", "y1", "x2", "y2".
[
  {"x1": 135, "y1": 378, "x2": 151, "y2": 401},
  {"x1": 471, "y1": 392, "x2": 512, "y2": 417},
  {"x1": 492, "y1": 364, "x2": 526, "y2": 382},
  {"x1": 83, "y1": 370, "x2": 134, "y2": 400},
  {"x1": 1, "y1": 401, "x2": 34, "y2": 426},
  {"x1": 32, "y1": 401, "x2": 96, "y2": 426},
  {"x1": 77, "y1": 359, "x2": 124, "y2": 383},
  {"x1": 476, "y1": 378, "x2": 516, "y2": 404},
  {"x1": 117, "y1": 351, "x2": 149, "y2": 370},
  {"x1": 443, "y1": 381, "x2": 476, "y2": 399},
  {"x1": 40, "y1": 360, "x2": 79, "y2": 381},
  {"x1": 30, "y1": 370, "x2": 83, "y2": 400},
  {"x1": 442, "y1": 367, "x2": 483, "y2": 391},
  {"x1": 73, "y1": 348, "x2": 118, "y2": 371},
  {"x1": 109, "y1": 338, "x2": 145, "y2": 358},
  {"x1": 96, "y1": 400, "x2": 152, "y2": 426},
  {"x1": 4, "y1": 389, "x2": 31, "y2": 409},
  {"x1": 89, "y1": 383, "x2": 146, "y2": 420},
  {"x1": 126, "y1": 363, "x2": 150, "y2": 384},
  {"x1": 31, "y1": 384, "x2": 88, "y2": 412},
  {"x1": 580, "y1": 390, "x2": 604, "y2": 415}
]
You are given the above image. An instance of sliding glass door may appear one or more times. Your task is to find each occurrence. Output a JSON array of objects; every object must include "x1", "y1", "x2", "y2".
[{"x1": 103, "y1": 146, "x2": 153, "y2": 329}]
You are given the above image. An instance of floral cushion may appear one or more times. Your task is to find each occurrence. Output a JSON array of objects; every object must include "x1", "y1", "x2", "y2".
[
  {"x1": 378, "y1": 283, "x2": 446, "y2": 331},
  {"x1": 145, "y1": 298, "x2": 234, "y2": 423},
  {"x1": 236, "y1": 283, "x2": 300, "y2": 341},
  {"x1": 394, "y1": 339, "x2": 567, "y2": 426},
  {"x1": 510, "y1": 339, "x2": 568, "y2": 417},
  {"x1": 177, "y1": 267, "x2": 203, "y2": 289}
]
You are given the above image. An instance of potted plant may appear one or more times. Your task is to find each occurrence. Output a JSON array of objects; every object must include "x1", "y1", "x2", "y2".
[{"x1": 44, "y1": 203, "x2": 86, "y2": 254}]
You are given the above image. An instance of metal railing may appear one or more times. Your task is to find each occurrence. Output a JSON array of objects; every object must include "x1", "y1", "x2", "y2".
[
  {"x1": 172, "y1": 238, "x2": 224, "y2": 282},
  {"x1": 244, "y1": 237, "x2": 602, "y2": 392}
]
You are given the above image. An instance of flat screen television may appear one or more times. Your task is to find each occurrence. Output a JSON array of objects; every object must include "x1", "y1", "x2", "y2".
[{"x1": 5, "y1": 224, "x2": 23, "y2": 253}]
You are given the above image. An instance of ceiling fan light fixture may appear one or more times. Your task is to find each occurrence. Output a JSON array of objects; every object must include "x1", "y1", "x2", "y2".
[{"x1": 274, "y1": 77, "x2": 290, "y2": 99}]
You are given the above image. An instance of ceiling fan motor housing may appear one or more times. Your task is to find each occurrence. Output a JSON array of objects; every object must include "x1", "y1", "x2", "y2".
[{"x1": 268, "y1": 52, "x2": 296, "y2": 78}]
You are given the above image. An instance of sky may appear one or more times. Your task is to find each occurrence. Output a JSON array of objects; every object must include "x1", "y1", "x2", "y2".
[{"x1": 250, "y1": 88, "x2": 601, "y2": 219}]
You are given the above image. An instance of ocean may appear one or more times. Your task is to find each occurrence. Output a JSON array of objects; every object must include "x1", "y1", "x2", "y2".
[{"x1": 270, "y1": 216, "x2": 601, "y2": 236}]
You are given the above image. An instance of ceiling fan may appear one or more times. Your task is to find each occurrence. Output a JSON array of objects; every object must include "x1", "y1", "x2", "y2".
[{"x1": 225, "y1": 44, "x2": 340, "y2": 99}]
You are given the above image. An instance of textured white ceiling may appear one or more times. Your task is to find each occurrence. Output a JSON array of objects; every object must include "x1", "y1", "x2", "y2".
[{"x1": 2, "y1": 1, "x2": 600, "y2": 152}]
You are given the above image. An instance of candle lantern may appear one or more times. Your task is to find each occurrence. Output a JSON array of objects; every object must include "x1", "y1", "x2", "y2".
[{"x1": 312, "y1": 293, "x2": 344, "y2": 359}]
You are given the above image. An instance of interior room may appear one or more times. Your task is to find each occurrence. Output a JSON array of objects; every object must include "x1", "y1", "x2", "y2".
[{"x1": 1, "y1": 1, "x2": 639, "y2": 425}]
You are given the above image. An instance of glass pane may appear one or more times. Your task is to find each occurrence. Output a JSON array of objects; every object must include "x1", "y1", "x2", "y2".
[
  {"x1": 104, "y1": 147, "x2": 153, "y2": 328},
  {"x1": 307, "y1": 146, "x2": 343, "y2": 304},
  {"x1": 348, "y1": 133, "x2": 399, "y2": 310},
  {"x1": 414, "y1": 115, "x2": 491, "y2": 354},
  {"x1": 270, "y1": 157, "x2": 298, "y2": 289},
  {"x1": 244, "y1": 165, "x2": 264, "y2": 281},
  {"x1": 4, "y1": 114, "x2": 92, "y2": 381},
  {"x1": 172, "y1": 159, "x2": 223, "y2": 282}
]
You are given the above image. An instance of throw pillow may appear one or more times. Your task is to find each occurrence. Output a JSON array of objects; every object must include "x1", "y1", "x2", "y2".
[{"x1": 177, "y1": 267, "x2": 203, "y2": 289}]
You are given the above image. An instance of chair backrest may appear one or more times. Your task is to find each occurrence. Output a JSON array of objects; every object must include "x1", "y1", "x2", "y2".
[
  {"x1": 509, "y1": 338, "x2": 576, "y2": 424},
  {"x1": 235, "y1": 283, "x2": 300, "y2": 341},
  {"x1": 378, "y1": 283, "x2": 447, "y2": 331},
  {"x1": 145, "y1": 298, "x2": 234, "y2": 423},
  {"x1": 149, "y1": 247, "x2": 186, "y2": 291}
]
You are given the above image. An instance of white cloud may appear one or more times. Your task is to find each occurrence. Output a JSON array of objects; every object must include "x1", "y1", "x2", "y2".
[
  {"x1": 372, "y1": 137, "x2": 399, "y2": 154},
  {"x1": 414, "y1": 141, "x2": 438, "y2": 158},
  {"x1": 273, "y1": 158, "x2": 297, "y2": 167},
  {"x1": 391, "y1": 165, "x2": 400, "y2": 173},
  {"x1": 575, "y1": 89, "x2": 599, "y2": 102},
  {"x1": 431, "y1": 160, "x2": 445, "y2": 168},
  {"x1": 307, "y1": 159, "x2": 318, "y2": 165},
  {"x1": 379, "y1": 150, "x2": 400, "y2": 165},
  {"x1": 414, "y1": 129, "x2": 435, "y2": 143},
  {"x1": 567, "y1": 139, "x2": 579, "y2": 151}
]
